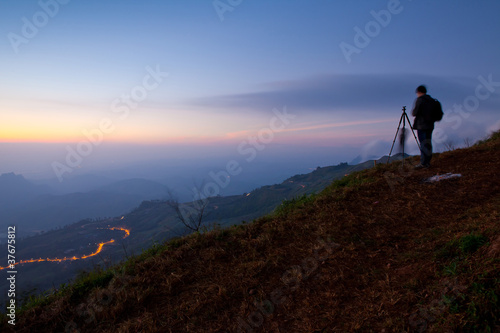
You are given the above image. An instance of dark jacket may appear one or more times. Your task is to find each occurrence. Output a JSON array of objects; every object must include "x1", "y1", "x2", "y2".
[{"x1": 412, "y1": 94, "x2": 435, "y2": 130}]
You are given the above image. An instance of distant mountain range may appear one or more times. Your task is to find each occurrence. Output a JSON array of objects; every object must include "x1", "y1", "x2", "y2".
[
  {"x1": 0, "y1": 153, "x2": 409, "y2": 240},
  {"x1": 0, "y1": 172, "x2": 52, "y2": 208},
  {"x1": 0, "y1": 174, "x2": 171, "y2": 237}
]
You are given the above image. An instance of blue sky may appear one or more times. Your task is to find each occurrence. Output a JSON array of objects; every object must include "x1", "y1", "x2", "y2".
[{"x1": 0, "y1": 0, "x2": 499, "y2": 179}]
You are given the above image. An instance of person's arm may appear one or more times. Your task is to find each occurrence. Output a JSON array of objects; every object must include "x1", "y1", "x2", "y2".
[{"x1": 411, "y1": 97, "x2": 421, "y2": 117}]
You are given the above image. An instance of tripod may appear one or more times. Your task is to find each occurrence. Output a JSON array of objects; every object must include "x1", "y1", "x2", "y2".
[{"x1": 387, "y1": 106, "x2": 420, "y2": 166}]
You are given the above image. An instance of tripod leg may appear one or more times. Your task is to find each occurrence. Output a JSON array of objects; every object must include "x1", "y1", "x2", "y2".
[
  {"x1": 402, "y1": 114, "x2": 406, "y2": 167},
  {"x1": 404, "y1": 112, "x2": 421, "y2": 150},
  {"x1": 387, "y1": 114, "x2": 405, "y2": 164}
]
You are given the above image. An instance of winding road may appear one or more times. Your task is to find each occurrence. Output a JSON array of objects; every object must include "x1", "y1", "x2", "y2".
[{"x1": 1, "y1": 226, "x2": 130, "y2": 270}]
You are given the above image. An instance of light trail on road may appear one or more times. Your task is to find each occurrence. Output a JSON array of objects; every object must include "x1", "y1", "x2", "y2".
[{"x1": 1, "y1": 226, "x2": 130, "y2": 270}]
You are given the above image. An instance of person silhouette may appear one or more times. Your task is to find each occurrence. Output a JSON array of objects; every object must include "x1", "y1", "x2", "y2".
[{"x1": 411, "y1": 85, "x2": 437, "y2": 168}]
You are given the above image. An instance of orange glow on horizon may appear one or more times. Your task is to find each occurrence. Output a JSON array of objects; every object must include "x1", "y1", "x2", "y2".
[
  {"x1": 0, "y1": 130, "x2": 222, "y2": 145},
  {"x1": 0, "y1": 132, "x2": 78, "y2": 143},
  {"x1": 0, "y1": 226, "x2": 130, "y2": 270},
  {"x1": 0, "y1": 117, "x2": 394, "y2": 145}
]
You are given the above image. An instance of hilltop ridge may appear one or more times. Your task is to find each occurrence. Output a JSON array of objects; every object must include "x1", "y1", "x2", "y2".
[
  {"x1": 2, "y1": 132, "x2": 499, "y2": 332},
  {"x1": 0, "y1": 152, "x2": 407, "y2": 305}
]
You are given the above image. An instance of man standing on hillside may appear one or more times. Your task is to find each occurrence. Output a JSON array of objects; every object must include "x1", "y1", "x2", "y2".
[{"x1": 411, "y1": 85, "x2": 437, "y2": 169}]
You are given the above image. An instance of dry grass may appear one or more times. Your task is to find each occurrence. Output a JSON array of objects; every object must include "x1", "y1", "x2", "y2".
[{"x1": 2, "y1": 132, "x2": 499, "y2": 332}]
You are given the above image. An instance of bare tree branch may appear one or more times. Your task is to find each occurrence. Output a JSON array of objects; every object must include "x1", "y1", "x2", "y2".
[{"x1": 167, "y1": 188, "x2": 210, "y2": 233}]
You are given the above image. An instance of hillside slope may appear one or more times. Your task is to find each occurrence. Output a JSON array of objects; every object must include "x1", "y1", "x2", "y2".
[
  {"x1": 2, "y1": 132, "x2": 499, "y2": 332},
  {"x1": 0, "y1": 154, "x2": 403, "y2": 305}
]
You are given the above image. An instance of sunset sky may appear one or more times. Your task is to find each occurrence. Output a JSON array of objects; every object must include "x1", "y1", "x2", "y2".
[{"x1": 1, "y1": 0, "x2": 499, "y2": 179}]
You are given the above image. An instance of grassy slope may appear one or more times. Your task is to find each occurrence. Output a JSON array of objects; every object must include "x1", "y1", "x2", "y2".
[
  {"x1": 2, "y1": 132, "x2": 499, "y2": 332},
  {"x1": 0, "y1": 156, "x2": 389, "y2": 304}
]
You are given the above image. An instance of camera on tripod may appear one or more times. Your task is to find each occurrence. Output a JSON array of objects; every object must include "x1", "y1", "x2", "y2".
[{"x1": 387, "y1": 106, "x2": 420, "y2": 165}]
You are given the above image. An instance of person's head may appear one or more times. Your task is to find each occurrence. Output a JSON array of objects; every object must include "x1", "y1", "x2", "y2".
[{"x1": 416, "y1": 85, "x2": 427, "y2": 97}]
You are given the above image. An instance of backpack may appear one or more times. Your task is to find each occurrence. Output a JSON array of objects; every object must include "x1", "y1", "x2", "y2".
[{"x1": 431, "y1": 98, "x2": 444, "y2": 122}]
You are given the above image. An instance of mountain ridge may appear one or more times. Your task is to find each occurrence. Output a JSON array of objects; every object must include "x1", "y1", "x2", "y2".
[
  {"x1": 2, "y1": 136, "x2": 499, "y2": 331},
  {"x1": 0, "y1": 176, "x2": 174, "y2": 236},
  {"x1": 0, "y1": 153, "x2": 405, "y2": 303}
]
